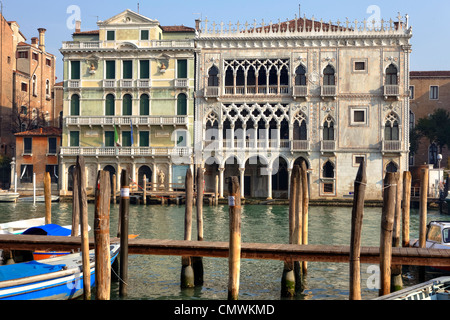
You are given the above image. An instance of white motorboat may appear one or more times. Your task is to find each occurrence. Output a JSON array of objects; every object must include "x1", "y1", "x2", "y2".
[
  {"x1": 0, "y1": 218, "x2": 45, "y2": 235},
  {"x1": 18, "y1": 196, "x2": 59, "y2": 203},
  {"x1": 0, "y1": 192, "x2": 20, "y2": 203},
  {"x1": 375, "y1": 277, "x2": 450, "y2": 300}
]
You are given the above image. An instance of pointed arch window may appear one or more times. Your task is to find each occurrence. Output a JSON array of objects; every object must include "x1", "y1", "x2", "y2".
[
  {"x1": 385, "y1": 113, "x2": 400, "y2": 141},
  {"x1": 293, "y1": 112, "x2": 308, "y2": 141},
  {"x1": 323, "y1": 161, "x2": 335, "y2": 179},
  {"x1": 295, "y1": 65, "x2": 307, "y2": 86},
  {"x1": 386, "y1": 64, "x2": 398, "y2": 85},
  {"x1": 323, "y1": 117, "x2": 335, "y2": 141},
  {"x1": 208, "y1": 66, "x2": 219, "y2": 87},
  {"x1": 323, "y1": 65, "x2": 335, "y2": 86}
]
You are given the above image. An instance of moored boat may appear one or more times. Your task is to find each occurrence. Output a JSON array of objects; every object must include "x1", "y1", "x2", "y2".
[
  {"x1": 375, "y1": 277, "x2": 450, "y2": 300},
  {"x1": 18, "y1": 195, "x2": 59, "y2": 203},
  {"x1": 0, "y1": 218, "x2": 45, "y2": 235},
  {"x1": 0, "y1": 243, "x2": 120, "y2": 300},
  {"x1": 0, "y1": 192, "x2": 20, "y2": 203}
]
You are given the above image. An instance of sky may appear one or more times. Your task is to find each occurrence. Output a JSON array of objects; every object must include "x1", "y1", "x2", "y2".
[{"x1": 2, "y1": 0, "x2": 449, "y2": 81}]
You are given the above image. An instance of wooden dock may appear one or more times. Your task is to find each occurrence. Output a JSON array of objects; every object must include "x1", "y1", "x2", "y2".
[{"x1": 1, "y1": 235, "x2": 450, "y2": 268}]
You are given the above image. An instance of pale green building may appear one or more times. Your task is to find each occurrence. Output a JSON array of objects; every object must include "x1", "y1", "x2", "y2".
[{"x1": 59, "y1": 9, "x2": 195, "y2": 194}]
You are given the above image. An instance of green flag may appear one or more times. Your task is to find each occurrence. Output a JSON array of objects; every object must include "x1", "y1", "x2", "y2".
[{"x1": 114, "y1": 125, "x2": 121, "y2": 147}]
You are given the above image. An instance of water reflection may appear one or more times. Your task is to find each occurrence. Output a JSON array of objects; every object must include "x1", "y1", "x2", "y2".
[{"x1": 0, "y1": 202, "x2": 445, "y2": 300}]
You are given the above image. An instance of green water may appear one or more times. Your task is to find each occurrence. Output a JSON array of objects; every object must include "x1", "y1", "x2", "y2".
[{"x1": 0, "y1": 202, "x2": 446, "y2": 300}]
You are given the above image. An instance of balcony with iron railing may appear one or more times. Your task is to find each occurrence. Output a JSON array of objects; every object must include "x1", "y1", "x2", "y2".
[
  {"x1": 382, "y1": 140, "x2": 402, "y2": 154},
  {"x1": 65, "y1": 115, "x2": 189, "y2": 127}
]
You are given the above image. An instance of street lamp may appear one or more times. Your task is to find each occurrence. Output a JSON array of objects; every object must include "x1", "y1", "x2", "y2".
[{"x1": 438, "y1": 153, "x2": 443, "y2": 189}]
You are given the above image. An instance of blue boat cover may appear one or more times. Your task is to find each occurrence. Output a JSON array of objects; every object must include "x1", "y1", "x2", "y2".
[
  {"x1": 22, "y1": 224, "x2": 71, "y2": 236},
  {"x1": 0, "y1": 261, "x2": 66, "y2": 282}
]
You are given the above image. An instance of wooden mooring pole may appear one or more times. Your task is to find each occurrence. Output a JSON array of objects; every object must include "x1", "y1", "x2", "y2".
[
  {"x1": 228, "y1": 176, "x2": 241, "y2": 301},
  {"x1": 193, "y1": 167, "x2": 204, "y2": 286},
  {"x1": 94, "y1": 170, "x2": 111, "y2": 300},
  {"x1": 143, "y1": 174, "x2": 147, "y2": 205},
  {"x1": 402, "y1": 172, "x2": 412, "y2": 248},
  {"x1": 300, "y1": 161, "x2": 309, "y2": 275},
  {"x1": 44, "y1": 172, "x2": 51, "y2": 225},
  {"x1": 181, "y1": 168, "x2": 194, "y2": 288},
  {"x1": 379, "y1": 172, "x2": 398, "y2": 297},
  {"x1": 419, "y1": 167, "x2": 429, "y2": 248},
  {"x1": 71, "y1": 168, "x2": 80, "y2": 237},
  {"x1": 391, "y1": 172, "x2": 403, "y2": 292},
  {"x1": 349, "y1": 160, "x2": 366, "y2": 300},
  {"x1": 119, "y1": 170, "x2": 130, "y2": 297},
  {"x1": 77, "y1": 156, "x2": 90, "y2": 300},
  {"x1": 282, "y1": 165, "x2": 299, "y2": 298},
  {"x1": 293, "y1": 165, "x2": 303, "y2": 293}
]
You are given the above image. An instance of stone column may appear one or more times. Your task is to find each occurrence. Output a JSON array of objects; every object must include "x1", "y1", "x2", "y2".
[
  {"x1": 267, "y1": 166, "x2": 273, "y2": 200},
  {"x1": 239, "y1": 168, "x2": 245, "y2": 199},
  {"x1": 219, "y1": 167, "x2": 225, "y2": 198}
]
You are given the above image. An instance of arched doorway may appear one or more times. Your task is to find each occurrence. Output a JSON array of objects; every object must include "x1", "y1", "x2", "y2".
[
  {"x1": 138, "y1": 165, "x2": 152, "y2": 190},
  {"x1": 103, "y1": 165, "x2": 116, "y2": 194},
  {"x1": 272, "y1": 157, "x2": 289, "y2": 199}
]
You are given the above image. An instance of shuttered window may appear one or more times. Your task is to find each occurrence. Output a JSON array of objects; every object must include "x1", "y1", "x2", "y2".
[
  {"x1": 177, "y1": 94, "x2": 187, "y2": 116},
  {"x1": 140, "y1": 94, "x2": 150, "y2": 115},
  {"x1": 122, "y1": 131, "x2": 132, "y2": 147},
  {"x1": 177, "y1": 59, "x2": 187, "y2": 79},
  {"x1": 105, "y1": 131, "x2": 115, "y2": 147},
  {"x1": 105, "y1": 94, "x2": 115, "y2": 116},
  {"x1": 123, "y1": 60, "x2": 133, "y2": 79},
  {"x1": 141, "y1": 30, "x2": 149, "y2": 40},
  {"x1": 140, "y1": 60, "x2": 150, "y2": 79},
  {"x1": 70, "y1": 131, "x2": 80, "y2": 147},
  {"x1": 122, "y1": 94, "x2": 132, "y2": 116},
  {"x1": 70, "y1": 61, "x2": 80, "y2": 80},
  {"x1": 139, "y1": 131, "x2": 149, "y2": 147},
  {"x1": 70, "y1": 94, "x2": 80, "y2": 116},
  {"x1": 106, "y1": 61, "x2": 116, "y2": 79}
]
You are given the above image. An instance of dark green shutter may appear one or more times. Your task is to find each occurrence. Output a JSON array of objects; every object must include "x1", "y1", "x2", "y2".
[
  {"x1": 70, "y1": 131, "x2": 79, "y2": 147},
  {"x1": 177, "y1": 60, "x2": 187, "y2": 79},
  {"x1": 123, "y1": 60, "x2": 133, "y2": 79},
  {"x1": 122, "y1": 131, "x2": 131, "y2": 147},
  {"x1": 123, "y1": 94, "x2": 132, "y2": 116},
  {"x1": 141, "y1": 30, "x2": 149, "y2": 40},
  {"x1": 177, "y1": 94, "x2": 187, "y2": 116},
  {"x1": 139, "y1": 131, "x2": 149, "y2": 147},
  {"x1": 105, "y1": 94, "x2": 115, "y2": 116},
  {"x1": 107, "y1": 30, "x2": 115, "y2": 41},
  {"x1": 105, "y1": 131, "x2": 115, "y2": 147},
  {"x1": 71, "y1": 95, "x2": 80, "y2": 116},
  {"x1": 106, "y1": 61, "x2": 116, "y2": 79},
  {"x1": 140, "y1": 60, "x2": 150, "y2": 79},
  {"x1": 140, "y1": 94, "x2": 149, "y2": 115},
  {"x1": 71, "y1": 61, "x2": 80, "y2": 80}
]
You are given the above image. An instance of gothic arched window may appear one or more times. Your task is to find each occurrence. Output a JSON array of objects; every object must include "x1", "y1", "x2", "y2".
[
  {"x1": 295, "y1": 65, "x2": 307, "y2": 86},
  {"x1": 386, "y1": 64, "x2": 398, "y2": 85},
  {"x1": 323, "y1": 65, "x2": 335, "y2": 86},
  {"x1": 208, "y1": 66, "x2": 219, "y2": 87}
]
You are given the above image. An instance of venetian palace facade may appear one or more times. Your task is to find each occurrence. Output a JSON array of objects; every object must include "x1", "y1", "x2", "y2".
[
  {"x1": 195, "y1": 15, "x2": 413, "y2": 201},
  {"x1": 59, "y1": 10, "x2": 195, "y2": 194}
]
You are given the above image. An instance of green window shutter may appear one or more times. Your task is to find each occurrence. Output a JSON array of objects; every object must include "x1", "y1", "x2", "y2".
[
  {"x1": 123, "y1": 94, "x2": 132, "y2": 116},
  {"x1": 141, "y1": 30, "x2": 149, "y2": 40},
  {"x1": 140, "y1": 94, "x2": 150, "y2": 115},
  {"x1": 70, "y1": 95, "x2": 80, "y2": 116},
  {"x1": 105, "y1": 94, "x2": 115, "y2": 116},
  {"x1": 106, "y1": 61, "x2": 116, "y2": 79},
  {"x1": 24, "y1": 137, "x2": 32, "y2": 154},
  {"x1": 139, "y1": 131, "x2": 149, "y2": 147},
  {"x1": 123, "y1": 60, "x2": 133, "y2": 79},
  {"x1": 105, "y1": 131, "x2": 115, "y2": 147},
  {"x1": 107, "y1": 30, "x2": 115, "y2": 41},
  {"x1": 177, "y1": 59, "x2": 187, "y2": 79},
  {"x1": 177, "y1": 94, "x2": 187, "y2": 116},
  {"x1": 122, "y1": 131, "x2": 132, "y2": 147},
  {"x1": 71, "y1": 61, "x2": 80, "y2": 80},
  {"x1": 70, "y1": 131, "x2": 80, "y2": 147},
  {"x1": 140, "y1": 60, "x2": 150, "y2": 79}
]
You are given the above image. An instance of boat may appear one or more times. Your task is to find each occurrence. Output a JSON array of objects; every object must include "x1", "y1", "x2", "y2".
[
  {"x1": 411, "y1": 220, "x2": 450, "y2": 272},
  {"x1": 0, "y1": 218, "x2": 45, "y2": 235},
  {"x1": 0, "y1": 243, "x2": 120, "y2": 300},
  {"x1": 18, "y1": 195, "x2": 59, "y2": 203},
  {"x1": 0, "y1": 192, "x2": 20, "y2": 203},
  {"x1": 375, "y1": 276, "x2": 450, "y2": 300}
]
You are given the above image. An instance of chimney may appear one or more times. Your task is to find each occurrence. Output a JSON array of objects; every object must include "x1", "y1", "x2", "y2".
[
  {"x1": 31, "y1": 37, "x2": 39, "y2": 47},
  {"x1": 195, "y1": 19, "x2": 201, "y2": 32},
  {"x1": 75, "y1": 20, "x2": 81, "y2": 33},
  {"x1": 38, "y1": 28, "x2": 46, "y2": 52}
]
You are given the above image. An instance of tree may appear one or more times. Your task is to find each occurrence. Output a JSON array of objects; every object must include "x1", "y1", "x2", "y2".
[{"x1": 415, "y1": 108, "x2": 450, "y2": 154}]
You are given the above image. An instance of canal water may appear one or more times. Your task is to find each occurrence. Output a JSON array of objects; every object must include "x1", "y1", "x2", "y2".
[{"x1": 0, "y1": 201, "x2": 446, "y2": 300}]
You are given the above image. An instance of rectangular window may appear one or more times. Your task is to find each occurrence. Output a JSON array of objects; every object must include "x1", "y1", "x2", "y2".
[
  {"x1": 350, "y1": 106, "x2": 369, "y2": 126},
  {"x1": 107, "y1": 30, "x2": 115, "y2": 41},
  {"x1": 69, "y1": 131, "x2": 80, "y2": 147},
  {"x1": 105, "y1": 131, "x2": 115, "y2": 147},
  {"x1": 70, "y1": 60, "x2": 81, "y2": 80},
  {"x1": 122, "y1": 131, "x2": 132, "y2": 147},
  {"x1": 20, "y1": 165, "x2": 33, "y2": 183},
  {"x1": 353, "y1": 155, "x2": 366, "y2": 167},
  {"x1": 48, "y1": 137, "x2": 57, "y2": 154},
  {"x1": 323, "y1": 183, "x2": 334, "y2": 194},
  {"x1": 21, "y1": 82, "x2": 28, "y2": 92},
  {"x1": 105, "y1": 61, "x2": 116, "y2": 79},
  {"x1": 45, "y1": 165, "x2": 59, "y2": 184},
  {"x1": 18, "y1": 51, "x2": 28, "y2": 59},
  {"x1": 24, "y1": 137, "x2": 32, "y2": 154},
  {"x1": 177, "y1": 59, "x2": 188, "y2": 79},
  {"x1": 430, "y1": 86, "x2": 439, "y2": 100},
  {"x1": 140, "y1": 60, "x2": 150, "y2": 79},
  {"x1": 123, "y1": 60, "x2": 133, "y2": 79},
  {"x1": 409, "y1": 86, "x2": 415, "y2": 100},
  {"x1": 139, "y1": 131, "x2": 150, "y2": 147},
  {"x1": 32, "y1": 52, "x2": 39, "y2": 61},
  {"x1": 141, "y1": 30, "x2": 149, "y2": 40},
  {"x1": 46, "y1": 58, "x2": 52, "y2": 67},
  {"x1": 354, "y1": 111, "x2": 365, "y2": 123}
]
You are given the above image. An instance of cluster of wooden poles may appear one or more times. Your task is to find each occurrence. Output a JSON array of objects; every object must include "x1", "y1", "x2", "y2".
[{"x1": 43, "y1": 155, "x2": 433, "y2": 300}]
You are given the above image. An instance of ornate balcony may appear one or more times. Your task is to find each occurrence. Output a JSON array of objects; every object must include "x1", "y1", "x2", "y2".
[
  {"x1": 320, "y1": 140, "x2": 336, "y2": 154},
  {"x1": 321, "y1": 85, "x2": 337, "y2": 99},
  {"x1": 382, "y1": 140, "x2": 402, "y2": 154},
  {"x1": 175, "y1": 79, "x2": 189, "y2": 88},
  {"x1": 291, "y1": 140, "x2": 311, "y2": 153},
  {"x1": 293, "y1": 85, "x2": 308, "y2": 99},
  {"x1": 60, "y1": 146, "x2": 192, "y2": 157},
  {"x1": 204, "y1": 87, "x2": 219, "y2": 99},
  {"x1": 383, "y1": 85, "x2": 400, "y2": 100}
]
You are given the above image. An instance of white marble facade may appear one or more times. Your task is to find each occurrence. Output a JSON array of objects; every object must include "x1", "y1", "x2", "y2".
[{"x1": 194, "y1": 15, "x2": 413, "y2": 201}]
